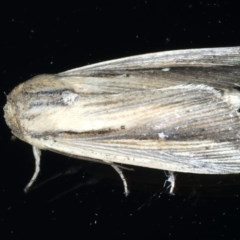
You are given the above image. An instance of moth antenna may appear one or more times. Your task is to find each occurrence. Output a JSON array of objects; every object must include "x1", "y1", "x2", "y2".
[
  {"x1": 24, "y1": 146, "x2": 41, "y2": 192},
  {"x1": 110, "y1": 164, "x2": 129, "y2": 197},
  {"x1": 163, "y1": 171, "x2": 176, "y2": 195}
]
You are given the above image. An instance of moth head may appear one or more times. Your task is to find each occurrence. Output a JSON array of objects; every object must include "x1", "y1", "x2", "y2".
[
  {"x1": 4, "y1": 81, "x2": 25, "y2": 140},
  {"x1": 4, "y1": 74, "x2": 58, "y2": 143}
]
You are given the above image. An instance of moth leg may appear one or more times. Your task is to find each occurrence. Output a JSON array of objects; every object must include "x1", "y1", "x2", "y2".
[
  {"x1": 109, "y1": 163, "x2": 129, "y2": 197},
  {"x1": 163, "y1": 171, "x2": 175, "y2": 195},
  {"x1": 24, "y1": 146, "x2": 41, "y2": 192},
  {"x1": 116, "y1": 165, "x2": 134, "y2": 171}
]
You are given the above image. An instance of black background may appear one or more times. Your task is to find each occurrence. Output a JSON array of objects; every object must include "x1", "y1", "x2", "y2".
[{"x1": 1, "y1": 1, "x2": 240, "y2": 239}]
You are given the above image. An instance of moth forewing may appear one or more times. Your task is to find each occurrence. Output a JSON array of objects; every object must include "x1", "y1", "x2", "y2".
[
  {"x1": 4, "y1": 47, "x2": 240, "y2": 194},
  {"x1": 60, "y1": 47, "x2": 240, "y2": 75},
  {"x1": 40, "y1": 84, "x2": 240, "y2": 174}
]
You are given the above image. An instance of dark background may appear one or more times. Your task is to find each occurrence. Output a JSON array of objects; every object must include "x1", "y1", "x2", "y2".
[{"x1": 1, "y1": 1, "x2": 240, "y2": 239}]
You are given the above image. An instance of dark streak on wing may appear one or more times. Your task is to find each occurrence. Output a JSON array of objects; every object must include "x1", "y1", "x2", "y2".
[
  {"x1": 23, "y1": 89, "x2": 78, "y2": 108},
  {"x1": 30, "y1": 129, "x2": 160, "y2": 141}
]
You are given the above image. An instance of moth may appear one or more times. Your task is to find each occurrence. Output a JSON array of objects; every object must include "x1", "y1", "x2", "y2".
[{"x1": 4, "y1": 47, "x2": 240, "y2": 195}]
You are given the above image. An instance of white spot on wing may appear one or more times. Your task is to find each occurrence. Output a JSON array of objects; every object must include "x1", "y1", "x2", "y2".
[
  {"x1": 158, "y1": 132, "x2": 168, "y2": 139},
  {"x1": 223, "y1": 89, "x2": 240, "y2": 110},
  {"x1": 62, "y1": 91, "x2": 78, "y2": 105},
  {"x1": 161, "y1": 68, "x2": 170, "y2": 72}
]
